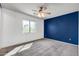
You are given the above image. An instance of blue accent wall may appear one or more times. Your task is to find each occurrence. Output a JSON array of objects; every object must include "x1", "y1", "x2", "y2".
[
  {"x1": 44, "y1": 12, "x2": 78, "y2": 45},
  {"x1": 78, "y1": 11, "x2": 79, "y2": 45}
]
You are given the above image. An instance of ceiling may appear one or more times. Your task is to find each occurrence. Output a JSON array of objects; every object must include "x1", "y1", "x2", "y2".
[{"x1": 1, "y1": 3, "x2": 79, "y2": 19}]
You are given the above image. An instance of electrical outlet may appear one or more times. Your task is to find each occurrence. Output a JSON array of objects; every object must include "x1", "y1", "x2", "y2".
[{"x1": 69, "y1": 38, "x2": 71, "y2": 40}]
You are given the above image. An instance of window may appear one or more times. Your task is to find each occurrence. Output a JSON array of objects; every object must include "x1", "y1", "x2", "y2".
[
  {"x1": 23, "y1": 20, "x2": 36, "y2": 33},
  {"x1": 30, "y1": 21, "x2": 36, "y2": 32},
  {"x1": 23, "y1": 20, "x2": 29, "y2": 33}
]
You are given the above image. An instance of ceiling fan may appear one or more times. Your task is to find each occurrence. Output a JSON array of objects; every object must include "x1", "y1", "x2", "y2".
[{"x1": 32, "y1": 5, "x2": 51, "y2": 18}]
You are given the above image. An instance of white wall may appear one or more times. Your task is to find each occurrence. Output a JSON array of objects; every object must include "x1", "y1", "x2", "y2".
[
  {"x1": 0, "y1": 7, "x2": 1, "y2": 47},
  {"x1": 1, "y1": 8, "x2": 44, "y2": 48},
  {"x1": 0, "y1": 7, "x2": 3, "y2": 48}
]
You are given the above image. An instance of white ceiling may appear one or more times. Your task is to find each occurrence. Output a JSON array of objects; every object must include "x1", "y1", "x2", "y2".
[{"x1": 1, "y1": 3, "x2": 79, "y2": 19}]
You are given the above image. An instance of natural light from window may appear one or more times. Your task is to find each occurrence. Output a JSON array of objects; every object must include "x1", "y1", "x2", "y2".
[
  {"x1": 30, "y1": 21, "x2": 36, "y2": 32},
  {"x1": 23, "y1": 20, "x2": 29, "y2": 33},
  {"x1": 23, "y1": 20, "x2": 36, "y2": 33}
]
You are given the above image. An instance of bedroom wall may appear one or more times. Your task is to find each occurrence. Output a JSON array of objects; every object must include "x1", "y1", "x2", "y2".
[
  {"x1": 78, "y1": 11, "x2": 79, "y2": 56},
  {"x1": 78, "y1": 11, "x2": 79, "y2": 45},
  {"x1": 0, "y1": 7, "x2": 2, "y2": 48},
  {"x1": 1, "y1": 8, "x2": 44, "y2": 48},
  {"x1": 0, "y1": 6, "x2": 2, "y2": 46},
  {"x1": 44, "y1": 11, "x2": 78, "y2": 45}
]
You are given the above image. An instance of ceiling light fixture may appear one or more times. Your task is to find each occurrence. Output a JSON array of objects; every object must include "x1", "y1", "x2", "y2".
[
  {"x1": 38, "y1": 12, "x2": 46, "y2": 18},
  {"x1": 32, "y1": 6, "x2": 51, "y2": 18}
]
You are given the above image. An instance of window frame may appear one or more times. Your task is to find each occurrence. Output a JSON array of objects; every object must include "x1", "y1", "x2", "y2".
[{"x1": 22, "y1": 20, "x2": 36, "y2": 33}]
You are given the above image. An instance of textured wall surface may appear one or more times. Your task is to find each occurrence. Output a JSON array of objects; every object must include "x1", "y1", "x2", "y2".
[{"x1": 44, "y1": 12, "x2": 78, "y2": 45}]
